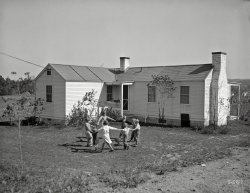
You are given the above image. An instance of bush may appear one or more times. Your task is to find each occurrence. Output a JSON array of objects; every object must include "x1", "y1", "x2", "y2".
[
  {"x1": 218, "y1": 126, "x2": 231, "y2": 134},
  {"x1": 67, "y1": 90, "x2": 98, "y2": 126},
  {"x1": 201, "y1": 125, "x2": 215, "y2": 134},
  {"x1": 105, "y1": 107, "x2": 122, "y2": 121}
]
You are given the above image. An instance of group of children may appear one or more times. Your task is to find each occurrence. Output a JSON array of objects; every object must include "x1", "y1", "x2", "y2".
[{"x1": 83, "y1": 112, "x2": 141, "y2": 152}]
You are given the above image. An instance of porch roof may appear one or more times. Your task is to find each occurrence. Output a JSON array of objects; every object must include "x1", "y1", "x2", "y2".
[{"x1": 105, "y1": 81, "x2": 134, "y2": 85}]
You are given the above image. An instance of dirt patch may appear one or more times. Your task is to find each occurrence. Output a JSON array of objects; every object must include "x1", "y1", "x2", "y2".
[{"x1": 122, "y1": 147, "x2": 250, "y2": 193}]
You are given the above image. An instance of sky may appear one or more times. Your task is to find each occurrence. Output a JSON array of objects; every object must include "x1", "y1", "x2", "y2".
[{"x1": 0, "y1": 0, "x2": 250, "y2": 79}]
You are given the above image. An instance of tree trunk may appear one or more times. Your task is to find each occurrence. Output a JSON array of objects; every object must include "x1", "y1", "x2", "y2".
[{"x1": 18, "y1": 117, "x2": 24, "y2": 173}]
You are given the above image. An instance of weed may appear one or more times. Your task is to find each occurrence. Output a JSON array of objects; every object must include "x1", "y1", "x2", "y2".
[
  {"x1": 201, "y1": 125, "x2": 215, "y2": 134},
  {"x1": 99, "y1": 167, "x2": 150, "y2": 189},
  {"x1": 218, "y1": 126, "x2": 231, "y2": 134}
]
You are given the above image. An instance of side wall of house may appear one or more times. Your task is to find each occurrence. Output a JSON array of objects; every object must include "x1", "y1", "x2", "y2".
[
  {"x1": 65, "y1": 82, "x2": 104, "y2": 117},
  {"x1": 126, "y1": 81, "x2": 205, "y2": 126},
  {"x1": 35, "y1": 68, "x2": 66, "y2": 120}
]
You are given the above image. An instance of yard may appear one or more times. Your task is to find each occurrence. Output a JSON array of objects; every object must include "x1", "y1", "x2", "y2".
[{"x1": 0, "y1": 122, "x2": 250, "y2": 192}]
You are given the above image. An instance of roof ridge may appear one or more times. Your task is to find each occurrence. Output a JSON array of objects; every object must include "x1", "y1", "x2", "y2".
[
  {"x1": 50, "y1": 63, "x2": 212, "y2": 69},
  {"x1": 50, "y1": 63, "x2": 105, "y2": 69},
  {"x1": 123, "y1": 63, "x2": 212, "y2": 69}
]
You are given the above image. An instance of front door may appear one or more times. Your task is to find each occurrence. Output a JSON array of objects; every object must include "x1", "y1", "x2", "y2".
[{"x1": 123, "y1": 85, "x2": 129, "y2": 110}]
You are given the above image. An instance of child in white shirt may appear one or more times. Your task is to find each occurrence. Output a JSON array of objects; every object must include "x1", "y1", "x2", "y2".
[{"x1": 96, "y1": 120, "x2": 122, "y2": 152}]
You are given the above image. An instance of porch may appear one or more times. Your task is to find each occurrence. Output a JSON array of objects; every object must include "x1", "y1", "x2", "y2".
[{"x1": 101, "y1": 81, "x2": 133, "y2": 117}]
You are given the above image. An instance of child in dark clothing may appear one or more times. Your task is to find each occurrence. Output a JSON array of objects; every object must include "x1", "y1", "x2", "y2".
[
  {"x1": 117, "y1": 116, "x2": 126, "y2": 145},
  {"x1": 129, "y1": 119, "x2": 140, "y2": 145},
  {"x1": 121, "y1": 122, "x2": 137, "y2": 150}
]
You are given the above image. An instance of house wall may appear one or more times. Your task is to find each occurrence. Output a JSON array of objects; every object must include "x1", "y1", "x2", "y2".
[
  {"x1": 65, "y1": 82, "x2": 104, "y2": 117},
  {"x1": 35, "y1": 67, "x2": 66, "y2": 120},
  {"x1": 126, "y1": 81, "x2": 205, "y2": 126}
]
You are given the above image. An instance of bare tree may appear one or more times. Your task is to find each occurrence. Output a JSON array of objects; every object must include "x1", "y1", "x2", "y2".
[
  {"x1": 149, "y1": 74, "x2": 176, "y2": 123},
  {"x1": 2, "y1": 96, "x2": 44, "y2": 173}
]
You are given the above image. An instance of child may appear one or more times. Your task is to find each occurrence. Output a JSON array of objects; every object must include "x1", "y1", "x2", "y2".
[
  {"x1": 131, "y1": 119, "x2": 140, "y2": 146},
  {"x1": 121, "y1": 122, "x2": 137, "y2": 150},
  {"x1": 97, "y1": 111, "x2": 116, "y2": 126},
  {"x1": 117, "y1": 116, "x2": 127, "y2": 145},
  {"x1": 83, "y1": 117, "x2": 95, "y2": 147},
  {"x1": 129, "y1": 118, "x2": 136, "y2": 142},
  {"x1": 96, "y1": 120, "x2": 122, "y2": 152}
]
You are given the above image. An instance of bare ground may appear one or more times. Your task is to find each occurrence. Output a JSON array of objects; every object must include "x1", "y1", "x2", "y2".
[{"x1": 121, "y1": 147, "x2": 250, "y2": 193}]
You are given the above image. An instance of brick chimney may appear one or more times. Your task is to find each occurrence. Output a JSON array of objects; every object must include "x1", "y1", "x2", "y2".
[
  {"x1": 120, "y1": 57, "x2": 130, "y2": 72},
  {"x1": 210, "y1": 52, "x2": 229, "y2": 126}
]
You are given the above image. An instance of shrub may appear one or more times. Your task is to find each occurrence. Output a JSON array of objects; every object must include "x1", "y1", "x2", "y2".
[
  {"x1": 67, "y1": 90, "x2": 99, "y2": 126},
  {"x1": 218, "y1": 126, "x2": 231, "y2": 134},
  {"x1": 200, "y1": 125, "x2": 215, "y2": 134},
  {"x1": 105, "y1": 107, "x2": 122, "y2": 121}
]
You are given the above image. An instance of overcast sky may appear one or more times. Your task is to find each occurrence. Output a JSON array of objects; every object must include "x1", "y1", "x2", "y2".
[{"x1": 0, "y1": 0, "x2": 250, "y2": 79}]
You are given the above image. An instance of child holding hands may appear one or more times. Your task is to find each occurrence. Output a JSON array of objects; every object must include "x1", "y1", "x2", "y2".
[{"x1": 96, "y1": 120, "x2": 122, "y2": 152}]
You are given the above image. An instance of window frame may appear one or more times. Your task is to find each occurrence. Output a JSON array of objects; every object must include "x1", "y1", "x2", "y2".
[
  {"x1": 46, "y1": 85, "x2": 52, "y2": 102},
  {"x1": 47, "y1": 69, "x2": 51, "y2": 75},
  {"x1": 148, "y1": 85, "x2": 156, "y2": 103},
  {"x1": 180, "y1": 86, "x2": 189, "y2": 104},
  {"x1": 107, "y1": 85, "x2": 113, "y2": 101}
]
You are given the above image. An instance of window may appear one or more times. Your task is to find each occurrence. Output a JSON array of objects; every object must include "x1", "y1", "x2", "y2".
[
  {"x1": 180, "y1": 86, "x2": 189, "y2": 104},
  {"x1": 46, "y1": 85, "x2": 52, "y2": 102},
  {"x1": 107, "y1": 85, "x2": 113, "y2": 101},
  {"x1": 148, "y1": 85, "x2": 156, "y2": 102},
  {"x1": 47, "y1": 69, "x2": 51, "y2": 75}
]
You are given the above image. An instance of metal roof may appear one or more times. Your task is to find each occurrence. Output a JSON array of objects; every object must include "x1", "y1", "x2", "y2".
[
  {"x1": 37, "y1": 63, "x2": 213, "y2": 83},
  {"x1": 49, "y1": 64, "x2": 116, "y2": 82},
  {"x1": 115, "y1": 64, "x2": 213, "y2": 82}
]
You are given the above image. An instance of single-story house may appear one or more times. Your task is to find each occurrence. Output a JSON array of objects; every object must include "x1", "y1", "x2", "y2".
[{"x1": 35, "y1": 52, "x2": 234, "y2": 126}]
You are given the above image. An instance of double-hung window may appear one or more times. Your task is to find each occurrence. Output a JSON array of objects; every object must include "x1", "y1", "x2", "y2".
[
  {"x1": 180, "y1": 86, "x2": 189, "y2": 104},
  {"x1": 46, "y1": 85, "x2": 52, "y2": 102},
  {"x1": 148, "y1": 85, "x2": 156, "y2": 102},
  {"x1": 107, "y1": 85, "x2": 113, "y2": 101}
]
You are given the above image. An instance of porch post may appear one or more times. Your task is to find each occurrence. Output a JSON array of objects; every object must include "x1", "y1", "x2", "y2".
[{"x1": 121, "y1": 83, "x2": 123, "y2": 117}]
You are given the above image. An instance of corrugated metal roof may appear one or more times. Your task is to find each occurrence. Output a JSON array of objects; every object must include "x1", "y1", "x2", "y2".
[
  {"x1": 115, "y1": 64, "x2": 213, "y2": 82},
  {"x1": 50, "y1": 64, "x2": 116, "y2": 82}
]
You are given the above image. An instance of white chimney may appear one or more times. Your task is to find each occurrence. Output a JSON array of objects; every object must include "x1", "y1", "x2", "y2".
[
  {"x1": 210, "y1": 52, "x2": 229, "y2": 126},
  {"x1": 212, "y1": 52, "x2": 227, "y2": 76},
  {"x1": 120, "y1": 57, "x2": 130, "y2": 72}
]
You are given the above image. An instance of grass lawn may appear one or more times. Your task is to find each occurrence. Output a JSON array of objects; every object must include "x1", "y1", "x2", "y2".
[{"x1": 0, "y1": 121, "x2": 249, "y2": 192}]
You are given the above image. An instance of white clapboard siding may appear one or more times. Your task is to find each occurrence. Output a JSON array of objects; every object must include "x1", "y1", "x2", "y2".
[
  {"x1": 65, "y1": 82, "x2": 104, "y2": 116},
  {"x1": 35, "y1": 68, "x2": 66, "y2": 119},
  {"x1": 129, "y1": 81, "x2": 205, "y2": 121}
]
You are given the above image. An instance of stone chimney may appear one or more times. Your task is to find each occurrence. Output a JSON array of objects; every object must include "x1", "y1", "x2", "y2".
[
  {"x1": 210, "y1": 52, "x2": 229, "y2": 126},
  {"x1": 120, "y1": 57, "x2": 130, "y2": 72}
]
